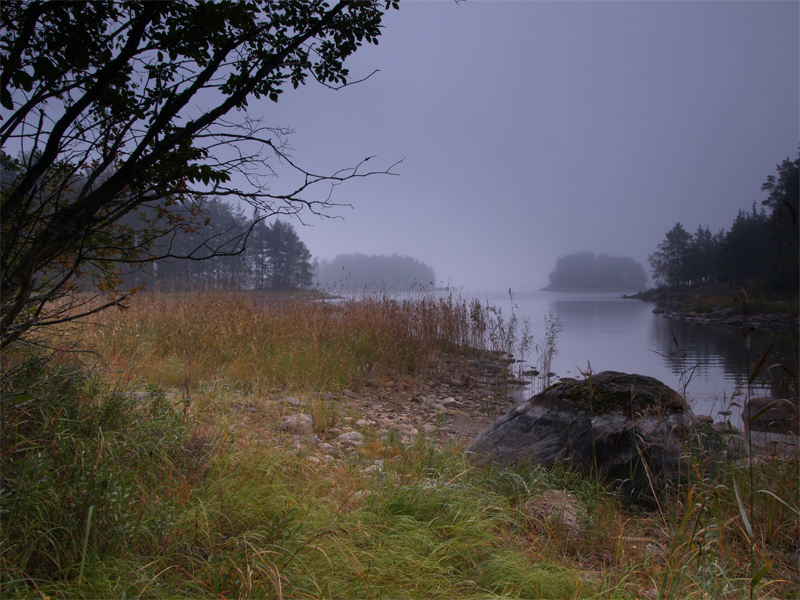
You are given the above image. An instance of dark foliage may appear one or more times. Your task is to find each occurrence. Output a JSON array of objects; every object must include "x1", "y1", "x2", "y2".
[
  {"x1": 1, "y1": 0, "x2": 398, "y2": 348},
  {"x1": 648, "y1": 154, "x2": 799, "y2": 295},
  {"x1": 125, "y1": 200, "x2": 314, "y2": 291},
  {"x1": 544, "y1": 252, "x2": 647, "y2": 291}
]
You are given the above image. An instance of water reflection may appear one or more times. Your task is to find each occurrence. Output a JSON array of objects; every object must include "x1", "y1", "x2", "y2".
[
  {"x1": 549, "y1": 294, "x2": 652, "y2": 341},
  {"x1": 649, "y1": 317, "x2": 797, "y2": 403},
  {"x1": 485, "y1": 291, "x2": 797, "y2": 427}
]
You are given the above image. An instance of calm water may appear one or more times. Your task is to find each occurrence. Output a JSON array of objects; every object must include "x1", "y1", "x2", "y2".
[{"x1": 475, "y1": 290, "x2": 797, "y2": 426}]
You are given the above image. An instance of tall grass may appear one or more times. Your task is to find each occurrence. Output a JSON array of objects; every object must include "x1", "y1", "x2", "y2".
[
  {"x1": 80, "y1": 290, "x2": 535, "y2": 395},
  {"x1": 0, "y1": 355, "x2": 198, "y2": 596},
  {"x1": 2, "y1": 290, "x2": 797, "y2": 598}
]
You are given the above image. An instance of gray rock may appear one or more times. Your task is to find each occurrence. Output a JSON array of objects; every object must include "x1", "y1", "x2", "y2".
[
  {"x1": 318, "y1": 442, "x2": 338, "y2": 456},
  {"x1": 526, "y1": 490, "x2": 583, "y2": 539},
  {"x1": 280, "y1": 413, "x2": 313, "y2": 434},
  {"x1": 465, "y1": 371, "x2": 699, "y2": 508},
  {"x1": 337, "y1": 431, "x2": 364, "y2": 443}
]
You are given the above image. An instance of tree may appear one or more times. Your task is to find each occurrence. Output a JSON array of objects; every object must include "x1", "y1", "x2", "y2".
[
  {"x1": 143, "y1": 197, "x2": 251, "y2": 290},
  {"x1": 315, "y1": 253, "x2": 435, "y2": 290},
  {"x1": 253, "y1": 219, "x2": 313, "y2": 291},
  {"x1": 684, "y1": 225, "x2": 720, "y2": 286},
  {"x1": 761, "y1": 154, "x2": 799, "y2": 293},
  {"x1": 544, "y1": 252, "x2": 647, "y2": 291},
  {"x1": 647, "y1": 153, "x2": 800, "y2": 294},
  {"x1": 1, "y1": 0, "x2": 399, "y2": 348},
  {"x1": 716, "y1": 204, "x2": 770, "y2": 289},
  {"x1": 648, "y1": 223, "x2": 692, "y2": 288}
]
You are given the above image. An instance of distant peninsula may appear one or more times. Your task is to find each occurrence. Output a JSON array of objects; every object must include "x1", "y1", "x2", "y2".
[{"x1": 543, "y1": 252, "x2": 648, "y2": 292}]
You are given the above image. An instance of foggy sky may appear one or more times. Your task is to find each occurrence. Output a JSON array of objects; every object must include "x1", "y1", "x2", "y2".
[{"x1": 261, "y1": 0, "x2": 799, "y2": 292}]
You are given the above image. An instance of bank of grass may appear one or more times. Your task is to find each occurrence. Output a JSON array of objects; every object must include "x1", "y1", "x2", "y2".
[
  {"x1": 1, "y1": 291, "x2": 798, "y2": 598},
  {"x1": 78, "y1": 290, "x2": 491, "y2": 394}
]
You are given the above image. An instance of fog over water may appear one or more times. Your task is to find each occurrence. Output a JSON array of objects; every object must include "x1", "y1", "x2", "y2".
[{"x1": 257, "y1": 1, "x2": 799, "y2": 292}]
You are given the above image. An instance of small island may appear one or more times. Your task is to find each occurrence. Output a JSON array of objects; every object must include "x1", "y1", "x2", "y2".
[{"x1": 543, "y1": 252, "x2": 648, "y2": 292}]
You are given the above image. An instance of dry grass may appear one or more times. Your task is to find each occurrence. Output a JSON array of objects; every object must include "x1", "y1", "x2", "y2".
[
  {"x1": 80, "y1": 291, "x2": 493, "y2": 395},
  {"x1": 2, "y1": 290, "x2": 798, "y2": 599}
]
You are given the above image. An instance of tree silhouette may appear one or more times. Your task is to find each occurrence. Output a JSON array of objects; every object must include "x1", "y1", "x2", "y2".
[{"x1": 1, "y1": 0, "x2": 399, "y2": 347}]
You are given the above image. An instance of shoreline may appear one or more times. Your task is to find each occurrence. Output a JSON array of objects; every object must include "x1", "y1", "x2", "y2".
[{"x1": 622, "y1": 290, "x2": 800, "y2": 333}]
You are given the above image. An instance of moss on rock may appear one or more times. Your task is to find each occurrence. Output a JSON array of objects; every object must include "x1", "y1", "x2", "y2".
[{"x1": 542, "y1": 371, "x2": 687, "y2": 416}]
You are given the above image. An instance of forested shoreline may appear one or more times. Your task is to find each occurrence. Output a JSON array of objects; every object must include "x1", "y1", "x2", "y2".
[
  {"x1": 647, "y1": 155, "x2": 798, "y2": 296},
  {"x1": 120, "y1": 199, "x2": 315, "y2": 292}
]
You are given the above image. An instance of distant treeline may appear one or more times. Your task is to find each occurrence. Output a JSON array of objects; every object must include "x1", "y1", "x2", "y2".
[
  {"x1": 544, "y1": 253, "x2": 648, "y2": 291},
  {"x1": 124, "y1": 199, "x2": 313, "y2": 292},
  {"x1": 315, "y1": 253, "x2": 435, "y2": 290},
  {"x1": 648, "y1": 155, "x2": 798, "y2": 294}
]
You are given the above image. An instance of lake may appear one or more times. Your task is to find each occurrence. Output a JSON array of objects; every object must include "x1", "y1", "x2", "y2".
[{"x1": 473, "y1": 290, "x2": 797, "y2": 427}]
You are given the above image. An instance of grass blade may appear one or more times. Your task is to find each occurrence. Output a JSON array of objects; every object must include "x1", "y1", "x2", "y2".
[
  {"x1": 78, "y1": 505, "x2": 94, "y2": 586},
  {"x1": 756, "y1": 489, "x2": 800, "y2": 516},
  {"x1": 732, "y1": 478, "x2": 752, "y2": 539},
  {"x1": 750, "y1": 560, "x2": 773, "y2": 594}
]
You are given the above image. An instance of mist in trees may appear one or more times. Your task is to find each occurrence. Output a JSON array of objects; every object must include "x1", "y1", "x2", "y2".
[
  {"x1": 648, "y1": 154, "x2": 799, "y2": 294},
  {"x1": 0, "y1": 0, "x2": 398, "y2": 347},
  {"x1": 315, "y1": 253, "x2": 435, "y2": 291},
  {"x1": 544, "y1": 253, "x2": 648, "y2": 291},
  {"x1": 125, "y1": 200, "x2": 313, "y2": 292}
]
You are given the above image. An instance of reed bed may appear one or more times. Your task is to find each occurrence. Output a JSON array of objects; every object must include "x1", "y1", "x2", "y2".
[
  {"x1": 79, "y1": 290, "x2": 499, "y2": 395},
  {"x1": 1, "y1": 290, "x2": 797, "y2": 599}
]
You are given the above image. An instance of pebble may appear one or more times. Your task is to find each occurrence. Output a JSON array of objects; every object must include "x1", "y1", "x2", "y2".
[{"x1": 318, "y1": 442, "x2": 337, "y2": 455}]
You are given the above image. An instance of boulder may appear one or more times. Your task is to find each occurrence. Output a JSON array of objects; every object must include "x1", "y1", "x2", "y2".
[
  {"x1": 465, "y1": 371, "x2": 700, "y2": 508},
  {"x1": 744, "y1": 398, "x2": 800, "y2": 435}
]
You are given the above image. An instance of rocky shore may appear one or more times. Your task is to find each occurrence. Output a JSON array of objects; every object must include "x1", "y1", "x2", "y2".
[
  {"x1": 623, "y1": 291, "x2": 799, "y2": 332},
  {"x1": 651, "y1": 305, "x2": 799, "y2": 332}
]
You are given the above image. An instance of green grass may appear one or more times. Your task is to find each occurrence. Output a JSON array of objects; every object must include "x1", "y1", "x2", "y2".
[{"x1": 2, "y1": 291, "x2": 798, "y2": 599}]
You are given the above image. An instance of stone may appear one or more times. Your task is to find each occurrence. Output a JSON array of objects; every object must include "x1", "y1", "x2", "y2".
[
  {"x1": 318, "y1": 442, "x2": 337, "y2": 455},
  {"x1": 744, "y1": 398, "x2": 799, "y2": 435},
  {"x1": 465, "y1": 371, "x2": 700, "y2": 508},
  {"x1": 337, "y1": 431, "x2": 364, "y2": 444},
  {"x1": 441, "y1": 397, "x2": 461, "y2": 408},
  {"x1": 283, "y1": 396, "x2": 301, "y2": 407},
  {"x1": 526, "y1": 490, "x2": 583, "y2": 539},
  {"x1": 280, "y1": 413, "x2": 313, "y2": 434}
]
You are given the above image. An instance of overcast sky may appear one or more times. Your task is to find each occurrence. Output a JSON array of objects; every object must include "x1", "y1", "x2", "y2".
[{"x1": 262, "y1": 0, "x2": 799, "y2": 293}]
